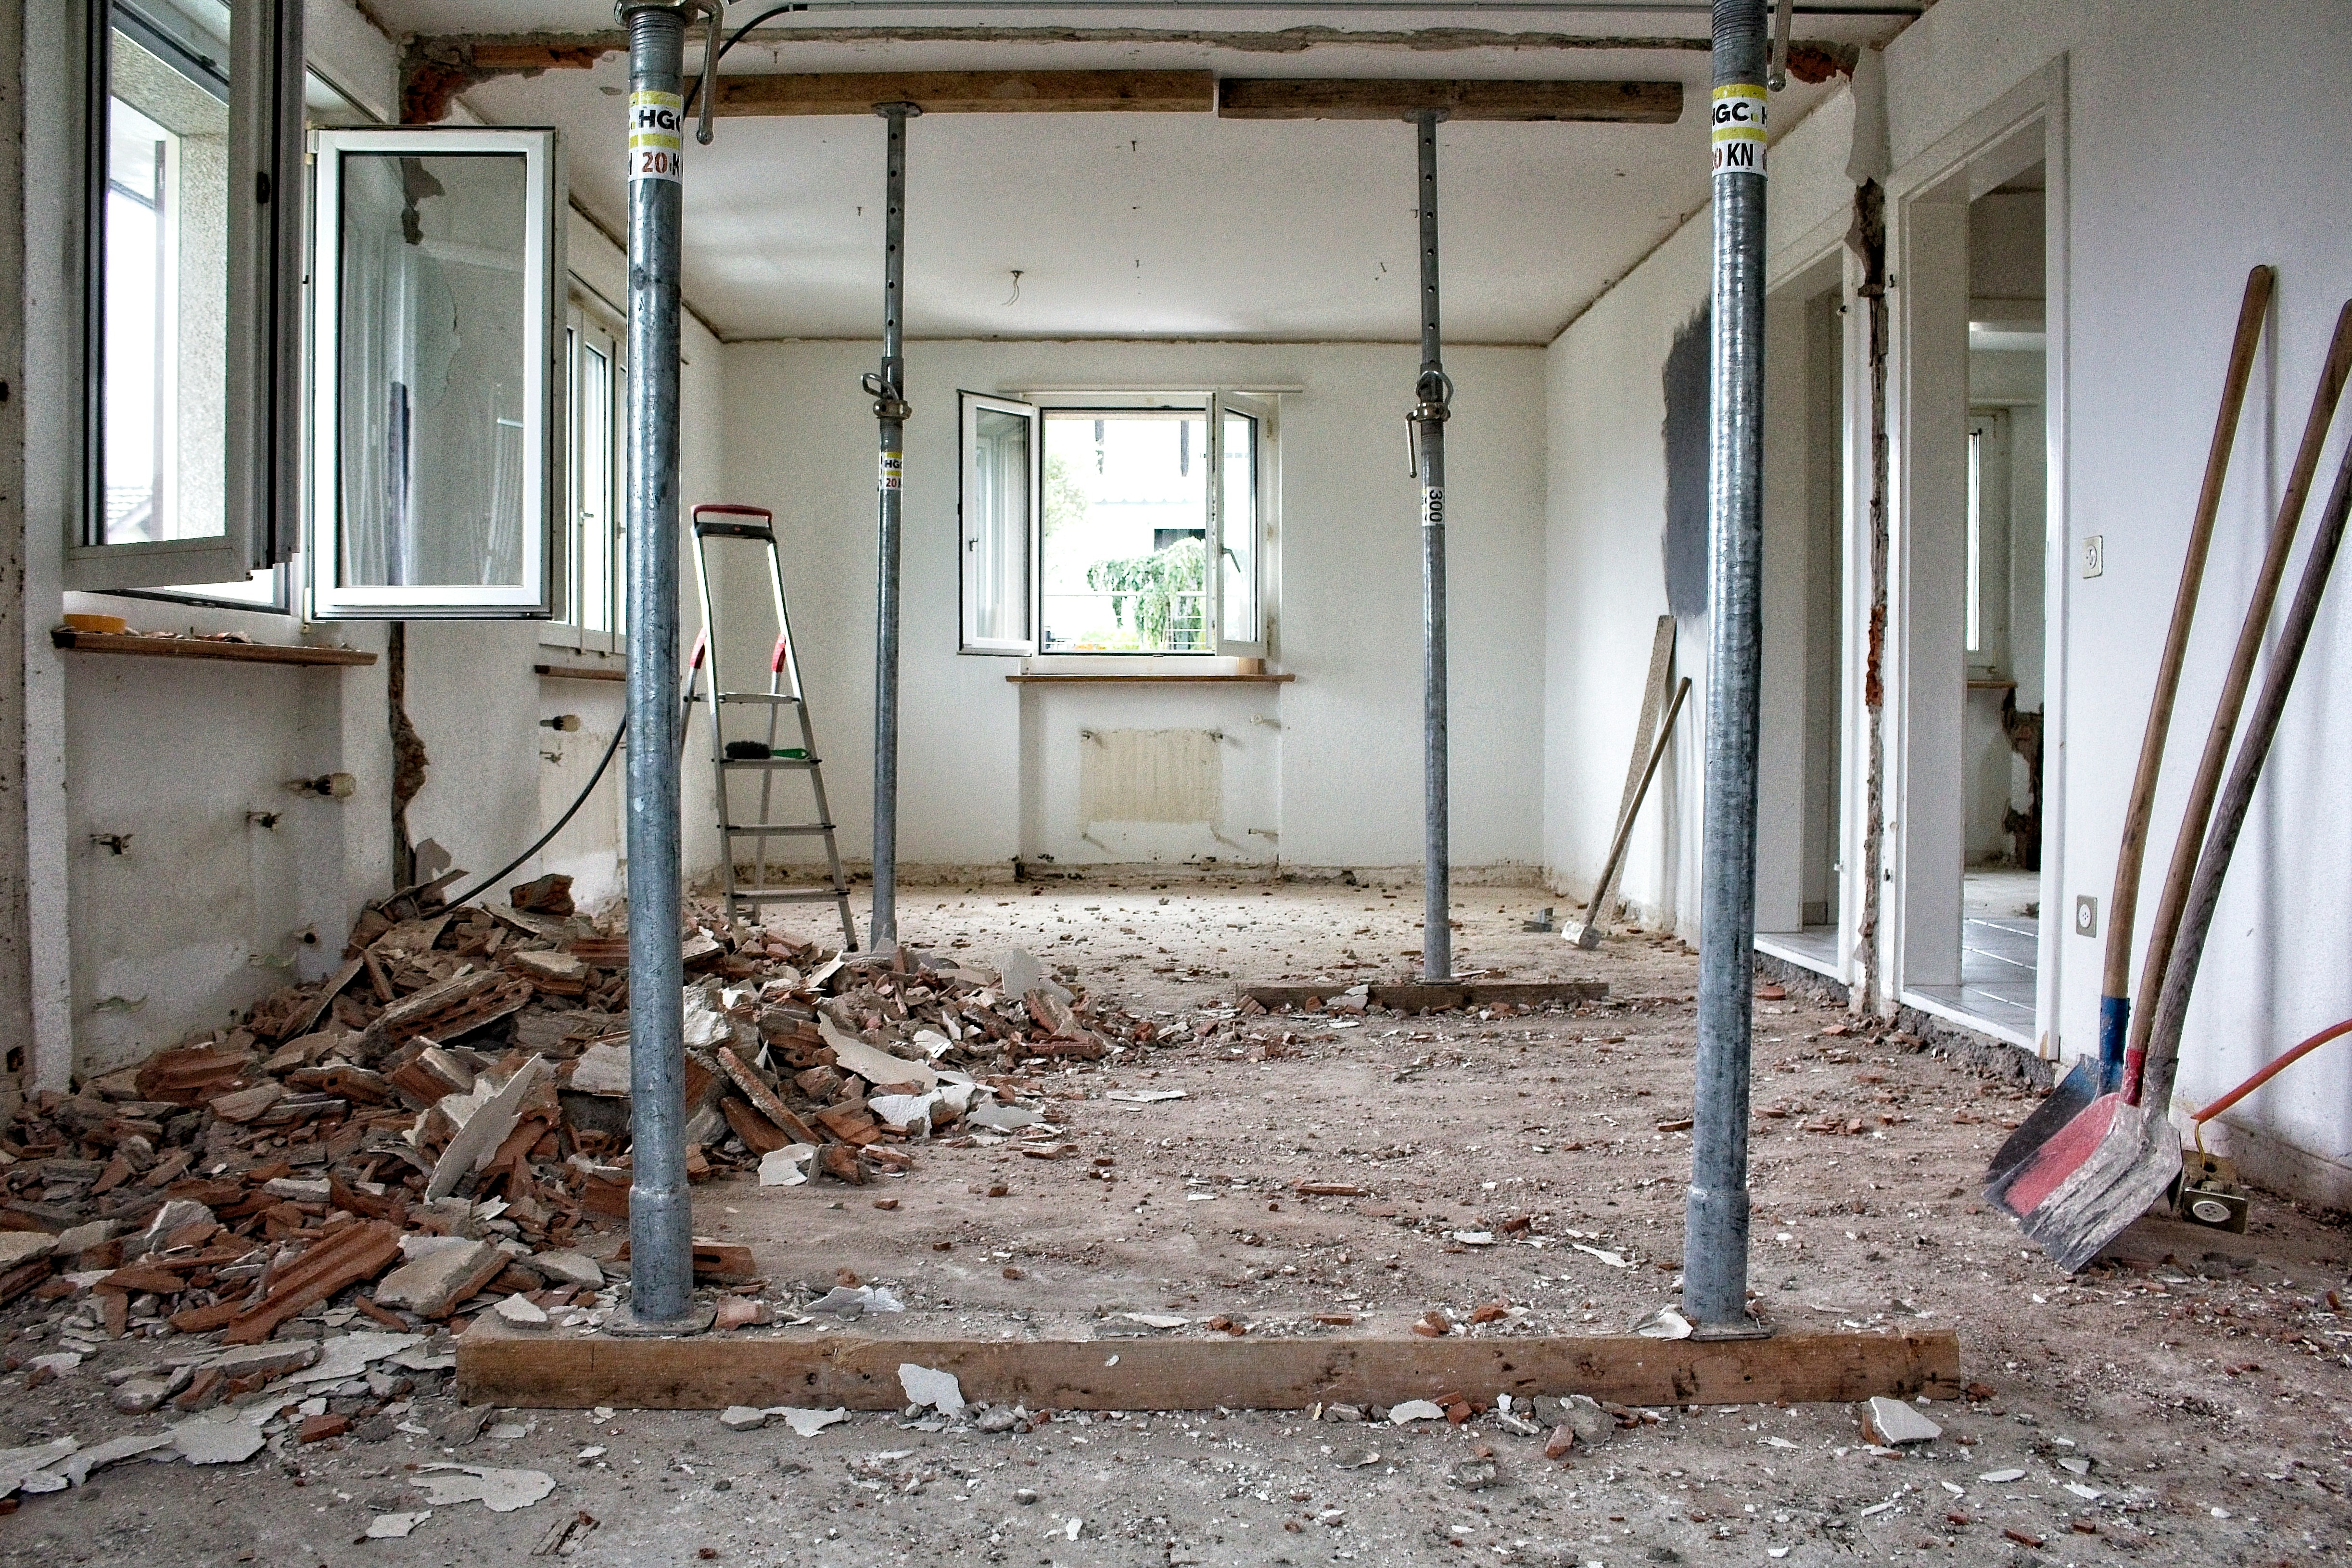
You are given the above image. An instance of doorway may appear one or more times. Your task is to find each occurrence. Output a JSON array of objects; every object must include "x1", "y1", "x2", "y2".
[
  {"x1": 1896, "y1": 121, "x2": 2054, "y2": 1047},
  {"x1": 1754, "y1": 255, "x2": 1848, "y2": 980}
]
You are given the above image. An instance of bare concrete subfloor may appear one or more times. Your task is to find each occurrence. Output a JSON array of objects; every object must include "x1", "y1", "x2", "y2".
[{"x1": 5, "y1": 878, "x2": 2351, "y2": 1567}]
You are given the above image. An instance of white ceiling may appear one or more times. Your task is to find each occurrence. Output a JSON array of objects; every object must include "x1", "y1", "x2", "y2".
[{"x1": 386, "y1": 4, "x2": 1907, "y2": 343}]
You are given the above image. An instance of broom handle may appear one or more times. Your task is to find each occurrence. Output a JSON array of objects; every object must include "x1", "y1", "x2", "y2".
[
  {"x1": 2125, "y1": 298, "x2": 2352, "y2": 1089},
  {"x1": 2139, "y1": 415, "x2": 2352, "y2": 1113},
  {"x1": 2098, "y1": 267, "x2": 2273, "y2": 1078}
]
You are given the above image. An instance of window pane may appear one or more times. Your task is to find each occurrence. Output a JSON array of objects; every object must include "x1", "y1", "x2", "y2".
[
  {"x1": 967, "y1": 406, "x2": 1030, "y2": 643},
  {"x1": 103, "y1": 21, "x2": 230, "y2": 545},
  {"x1": 1040, "y1": 410, "x2": 1208, "y2": 653},
  {"x1": 1220, "y1": 410, "x2": 1259, "y2": 645},
  {"x1": 334, "y1": 152, "x2": 532, "y2": 587},
  {"x1": 577, "y1": 338, "x2": 613, "y2": 633}
]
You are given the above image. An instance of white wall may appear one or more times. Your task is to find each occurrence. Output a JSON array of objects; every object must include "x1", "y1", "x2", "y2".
[
  {"x1": 721, "y1": 339, "x2": 1548, "y2": 886},
  {"x1": 1542, "y1": 216, "x2": 1709, "y2": 935},
  {"x1": 1542, "y1": 0, "x2": 2352, "y2": 1202}
]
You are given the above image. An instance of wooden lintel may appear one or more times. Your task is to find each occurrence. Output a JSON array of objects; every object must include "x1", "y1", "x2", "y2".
[
  {"x1": 1006, "y1": 673, "x2": 1296, "y2": 685},
  {"x1": 468, "y1": 44, "x2": 610, "y2": 71},
  {"x1": 716, "y1": 70, "x2": 1216, "y2": 117},
  {"x1": 459, "y1": 1320, "x2": 1958, "y2": 1411},
  {"x1": 1246, "y1": 979, "x2": 1608, "y2": 1010},
  {"x1": 1217, "y1": 77, "x2": 1682, "y2": 123}
]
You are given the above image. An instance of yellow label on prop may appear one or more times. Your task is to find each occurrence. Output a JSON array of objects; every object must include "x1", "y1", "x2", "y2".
[
  {"x1": 629, "y1": 90, "x2": 683, "y2": 184},
  {"x1": 1711, "y1": 84, "x2": 1767, "y2": 178},
  {"x1": 879, "y1": 451, "x2": 903, "y2": 492}
]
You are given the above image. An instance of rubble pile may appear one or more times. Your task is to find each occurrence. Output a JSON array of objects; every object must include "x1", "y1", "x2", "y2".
[{"x1": 0, "y1": 874, "x2": 1156, "y2": 1351}]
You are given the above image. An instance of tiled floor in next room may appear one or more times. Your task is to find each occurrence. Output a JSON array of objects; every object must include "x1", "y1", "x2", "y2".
[
  {"x1": 1908, "y1": 867, "x2": 2040, "y2": 1039},
  {"x1": 1756, "y1": 867, "x2": 2040, "y2": 1043}
]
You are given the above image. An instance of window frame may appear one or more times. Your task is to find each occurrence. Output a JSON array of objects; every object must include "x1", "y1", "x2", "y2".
[
  {"x1": 1208, "y1": 391, "x2": 1276, "y2": 659},
  {"x1": 956, "y1": 390, "x2": 1038, "y2": 656},
  {"x1": 305, "y1": 124, "x2": 565, "y2": 620},
  {"x1": 546, "y1": 296, "x2": 628, "y2": 653},
  {"x1": 73, "y1": 0, "x2": 304, "y2": 592}
]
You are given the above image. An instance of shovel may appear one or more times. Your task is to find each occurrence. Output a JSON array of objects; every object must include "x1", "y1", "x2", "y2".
[
  {"x1": 1984, "y1": 267, "x2": 2273, "y2": 1185},
  {"x1": 2023, "y1": 418, "x2": 2352, "y2": 1272},
  {"x1": 1993, "y1": 295, "x2": 2352, "y2": 1227}
]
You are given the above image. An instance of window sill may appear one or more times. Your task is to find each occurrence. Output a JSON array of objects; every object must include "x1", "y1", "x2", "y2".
[
  {"x1": 1006, "y1": 671, "x2": 1293, "y2": 685},
  {"x1": 51, "y1": 629, "x2": 375, "y2": 667},
  {"x1": 536, "y1": 662, "x2": 626, "y2": 683}
]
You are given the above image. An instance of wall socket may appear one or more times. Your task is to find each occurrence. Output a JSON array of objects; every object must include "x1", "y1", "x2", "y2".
[
  {"x1": 2082, "y1": 534, "x2": 2106, "y2": 577},
  {"x1": 2075, "y1": 895, "x2": 2099, "y2": 937}
]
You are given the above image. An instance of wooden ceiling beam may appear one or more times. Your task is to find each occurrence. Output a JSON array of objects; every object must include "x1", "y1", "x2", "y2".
[
  {"x1": 1217, "y1": 77, "x2": 1682, "y2": 123},
  {"x1": 714, "y1": 70, "x2": 1216, "y2": 116}
]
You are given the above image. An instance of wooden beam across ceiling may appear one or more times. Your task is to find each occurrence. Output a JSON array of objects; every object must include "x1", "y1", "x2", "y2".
[
  {"x1": 1217, "y1": 77, "x2": 1682, "y2": 122},
  {"x1": 714, "y1": 70, "x2": 1217, "y2": 117}
]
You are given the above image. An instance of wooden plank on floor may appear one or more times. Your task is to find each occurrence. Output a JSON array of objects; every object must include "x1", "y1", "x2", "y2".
[
  {"x1": 1217, "y1": 78, "x2": 1683, "y2": 123},
  {"x1": 717, "y1": 70, "x2": 1215, "y2": 117},
  {"x1": 1583, "y1": 614, "x2": 1677, "y2": 945},
  {"x1": 460, "y1": 1321, "x2": 1957, "y2": 1411},
  {"x1": 1241, "y1": 980, "x2": 1607, "y2": 1011}
]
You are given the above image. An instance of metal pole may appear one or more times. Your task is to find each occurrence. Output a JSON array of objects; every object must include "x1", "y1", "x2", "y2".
[
  {"x1": 615, "y1": 0, "x2": 717, "y2": 1335},
  {"x1": 1683, "y1": 0, "x2": 1770, "y2": 1338},
  {"x1": 865, "y1": 102, "x2": 917, "y2": 951},
  {"x1": 1411, "y1": 108, "x2": 1453, "y2": 984}
]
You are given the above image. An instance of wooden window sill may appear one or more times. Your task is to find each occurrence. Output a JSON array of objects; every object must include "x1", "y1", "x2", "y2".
[
  {"x1": 52, "y1": 629, "x2": 375, "y2": 667},
  {"x1": 536, "y1": 663, "x2": 625, "y2": 683},
  {"x1": 1006, "y1": 672, "x2": 1295, "y2": 685}
]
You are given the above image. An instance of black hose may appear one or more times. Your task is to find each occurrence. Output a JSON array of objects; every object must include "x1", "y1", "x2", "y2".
[
  {"x1": 681, "y1": 3, "x2": 807, "y2": 114},
  {"x1": 442, "y1": 716, "x2": 628, "y2": 911}
]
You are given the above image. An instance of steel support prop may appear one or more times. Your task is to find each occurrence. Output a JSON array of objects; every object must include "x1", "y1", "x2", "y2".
[
  {"x1": 1682, "y1": 0, "x2": 1770, "y2": 1339},
  {"x1": 1410, "y1": 109, "x2": 1454, "y2": 984},
  {"x1": 616, "y1": 0, "x2": 720, "y2": 1335},
  {"x1": 862, "y1": 104, "x2": 917, "y2": 951}
]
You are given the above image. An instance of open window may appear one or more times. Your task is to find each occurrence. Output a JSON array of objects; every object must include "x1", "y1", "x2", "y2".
[
  {"x1": 547, "y1": 300, "x2": 627, "y2": 651},
  {"x1": 958, "y1": 392, "x2": 1035, "y2": 655},
  {"x1": 1209, "y1": 392, "x2": 1274, "y2": 658},
  {"x1": 962, "y1": 391, "x2": 1275, "y2": 657},
  {"x1": 76, "y1": 0, "x2": 305, "y2": 592},
  {"x1": 307, "y1": 126, "x2": 563, "y2": 619}
]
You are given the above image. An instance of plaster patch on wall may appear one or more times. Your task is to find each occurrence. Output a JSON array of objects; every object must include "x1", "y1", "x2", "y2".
[
  {"x1": 1080, "y1": 729, "x2": 1220, "y2": 826},
  {"x1": 1661, "y1": 303, "x2": 1711, "y2": 620}
]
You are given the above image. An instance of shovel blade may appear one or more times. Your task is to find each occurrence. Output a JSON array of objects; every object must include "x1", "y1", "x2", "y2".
[
  {"x1": 1985, "y1": 1057, "x2": 2100, "y2": 1189},
  {"x1": 2019, "y1": 1111, "x2": 2183, "y2": 1273},
  {"x1": 1986, "y1": 1087, "x2": 2121, "y2": 1219}
]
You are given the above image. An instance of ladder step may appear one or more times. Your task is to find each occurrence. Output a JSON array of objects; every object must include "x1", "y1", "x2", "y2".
[
  {"x1": 722, "y1": 823, "x2": 833, "y2": 836},
  {"x1": 715, "y1": 693, "x2": 805, "y2": 705},
  {"x1": 731, "y1": 887, "x2": 855, "y2": 903},
  {"x1": 721, "y1": 757, "x2": 819, "y2": 769}
]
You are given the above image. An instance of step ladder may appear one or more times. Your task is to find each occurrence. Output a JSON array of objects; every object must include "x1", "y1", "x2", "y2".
[{"x1": 686, "y1": 503, "x2": 859, "y2": 949}]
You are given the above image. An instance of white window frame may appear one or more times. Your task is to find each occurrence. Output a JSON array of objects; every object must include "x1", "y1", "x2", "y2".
[
  {"x1": 306, "y1": 125, "x2": 564, "y2": 619},
  {"x1": 957, "y1": 391, "x2": 1038, "y2": 656},
  {"x1": 73, "y1": 0, "x2": 305, "y2": 592},
  {"x1": 546, "y1": 296, "x2": 627, "y2": 653},
  {"x1": 969, "y1": 389, "x2": 1279, "y2": 660},
  {"x1": 1208, "y1": 391, "x2": 1276, "y2": 659}
]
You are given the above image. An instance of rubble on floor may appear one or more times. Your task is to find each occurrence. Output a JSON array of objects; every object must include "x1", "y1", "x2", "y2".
[{"x1": 0, "y1": 876, "x2": 1163, "y2": 1502}]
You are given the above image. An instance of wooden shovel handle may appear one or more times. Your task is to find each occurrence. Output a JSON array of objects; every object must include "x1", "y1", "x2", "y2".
[
  {"x1": 2141, "y1": 406, "x2": 2352, "y2": 1112},
  {"x1": 2101, "y1": 265, "x2": 2274, "y2": 1001},
  {"x1": 2128, "y1": 296, "x2": 2352, "y2": 1070}
]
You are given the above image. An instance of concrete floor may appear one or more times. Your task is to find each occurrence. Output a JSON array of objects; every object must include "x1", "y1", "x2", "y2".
[{"x1": 3, "y1": 878, "x2": 2350, "y2": 1567}]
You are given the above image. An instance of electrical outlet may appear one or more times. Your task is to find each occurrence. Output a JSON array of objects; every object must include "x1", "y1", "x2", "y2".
[
  {"x1": 2075, "y1": 895, "x2": 2099, "y2": 937},
  {"x1": 2082, "y1": 534, "x2": 2105, "y2": 577}
]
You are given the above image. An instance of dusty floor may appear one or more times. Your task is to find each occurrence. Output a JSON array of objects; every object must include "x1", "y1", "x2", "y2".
[{"x1": 5, "y1": 877, "x2": 2352, "y2": 1566}]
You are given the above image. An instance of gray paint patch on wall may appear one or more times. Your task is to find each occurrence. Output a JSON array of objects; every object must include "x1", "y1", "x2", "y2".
[{"x1": 1661, "y1": 303, "x2": 1710, "y2": 621}]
